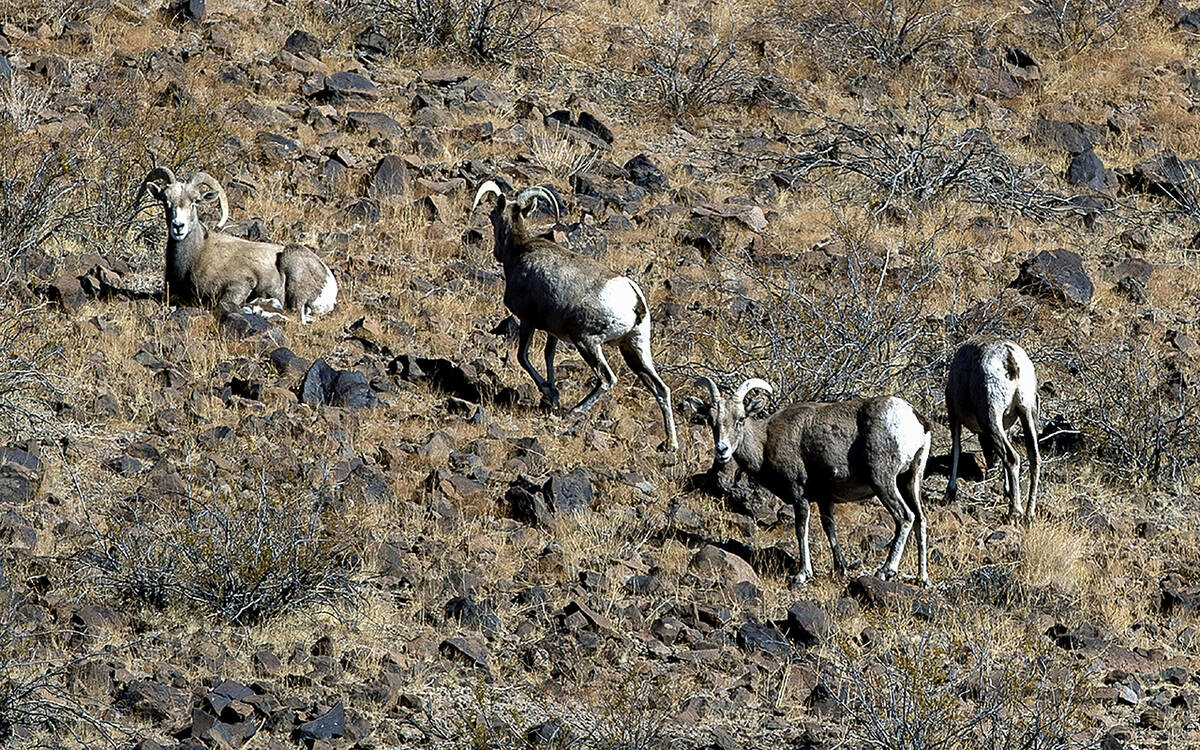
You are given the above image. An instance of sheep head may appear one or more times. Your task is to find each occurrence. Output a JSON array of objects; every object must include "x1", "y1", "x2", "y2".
[
  {"x1": 137, "y1": 169, "x2": 229, "y2": 241},
  {"x1": 693, "y1": 376, "x2": 773, "y2": 466},
  {"x1": 472, "y1": 180, "x2": 561, "y2": 261}
]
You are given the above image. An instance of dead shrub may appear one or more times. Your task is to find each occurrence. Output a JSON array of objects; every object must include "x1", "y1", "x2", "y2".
[
  {"x1": 1044, "y1": 332, "x2": 1200, "y2": 486},
  {"x1": 793, "y1": 0, "x2": 965, "y2": 72},
  {"x1": 625, "y1": 6, "x2": 749, "y2": 118},
  {"x1": 824, "y1": 627, "x2": 1098, "y2": 750},
  {"x1": 78, "y1": 464, "x2": 365, "y2": 626}
]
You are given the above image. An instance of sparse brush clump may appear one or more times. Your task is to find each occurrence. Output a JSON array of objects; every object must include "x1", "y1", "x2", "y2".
[
  {"x1": 702, "y1": 208, "x2": 945, "y2": 410},
  {"x1": 1045, "y1": 332, "x2": 1200, "y2": 486},
  {"x1": 0, "y1": 124, "x2": 75, "y2": 270},
  {"x1": 824, "y1": 625, "x2": 1098, "y2": 750},
  {"x1": 625, "y1": 4, "x2": 749, "y2": 118},
  {"x1": 78, "y1": 461, "x2": 365, "y2": 626},
  {"x1": 1017, "y1": 521, "x2": 1092, "y2": 602},
  {"x1": 317, "y1": 0, "x2": 559, "y2": 61}
]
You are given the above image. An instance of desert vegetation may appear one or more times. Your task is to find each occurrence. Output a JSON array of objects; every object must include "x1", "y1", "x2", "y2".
[{"x1": 0, "y1": 0, "x2": 1198, "y2": 746}]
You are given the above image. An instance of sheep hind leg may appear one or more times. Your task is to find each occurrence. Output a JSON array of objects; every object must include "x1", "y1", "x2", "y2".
[
  {"x1": 873, "y1": 478, "x2": 915, "y2": 582},
  {"x1": 543, "y1": 336, "x2": 560, "y2": 408},
  {"x1": 816, "y1": 497, "x2": 848, "y2": 578},
  {"x1": 619, "y1": 332, "x2": 677, "y2": 451},
  {"x1": 569, "y1": 338, "x2": 615, "y2": 414},
  {"x1": 1020, "y1": 408, "x2": 1041, "y2": 523},
  {"x1": 988, "y1": 419, "x2": 1023, "y2": 523},
  {"x1": 789, "y1": 488, "x2": 814, "y2": 587}
]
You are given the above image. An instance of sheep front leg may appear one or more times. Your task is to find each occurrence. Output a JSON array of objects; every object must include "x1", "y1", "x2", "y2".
[
  {"x1": 217, "y1": 280, "x2": 256, "y2": 317},
  {"x1": 542, "y1": 336, "x2": 560, "y2": 407},
  {"x1": 790, "y1": 486, "x2": 814, "y2": 588},
  {"x1": 817, "y1": 497, "x2": 849, "y2": 578},
  {"x1": 516, "y1": 320, "x2": 557, "y2": 405}
]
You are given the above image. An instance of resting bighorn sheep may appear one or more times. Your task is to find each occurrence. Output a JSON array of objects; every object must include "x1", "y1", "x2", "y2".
[
  {"x1": 945, "y1": 336, "x2": 1040, "y2": 522},
  {"x1": 136, "y1": 168, "x2": 338, "y2": 322},
  {"x1": 693, "y1": 377, "x2": 933, "y2": 585},
  {"x1": 472, "y1": 180, "x2": 678, "y2": 451}
]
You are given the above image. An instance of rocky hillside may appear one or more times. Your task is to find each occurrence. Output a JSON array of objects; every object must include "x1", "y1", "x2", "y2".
[{"x1": 1, "y1": 0, "x2": 1199, "y2": 747}]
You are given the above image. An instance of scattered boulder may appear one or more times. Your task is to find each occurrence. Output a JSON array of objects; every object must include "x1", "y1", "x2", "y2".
[
  {"x1": 295, "y1": 701, "x2": 345, "y2": 742},
  {"x1": 1011, "y1": 249, "x2": 1094, "y2": 307},
  {"x1": 736, "y1": 620, "x2": 792, "y2": 659},
  {"x1": 300, "y1": 359, "x2": 377, "y2": 409},
  {"x1": 690, "y1": 544, "x2": 761, "y2": 588},
  {"x1": 624, "y1": 154, "x2": 670, "y2": 191},
  {"x1": 782, "y1": 600, "x2": 828, "y2": 646},
  {"x1": 369, "y1": 154, "x2": 410, "y2": 198},
  {"x1": 0, "y1": 445, "x2": 43, "y2": 505},
  {"x1": 1067, "y1": 149, "x2": 1115, "y2": 191},
  {"x1": 323, "y1": 71, "x2": 379, "y2": 100}
]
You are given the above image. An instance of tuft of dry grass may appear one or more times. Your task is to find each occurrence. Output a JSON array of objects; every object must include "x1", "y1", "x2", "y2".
[{"x1": 1017, "y1": 520, "x2": 1091, "y2": 598}]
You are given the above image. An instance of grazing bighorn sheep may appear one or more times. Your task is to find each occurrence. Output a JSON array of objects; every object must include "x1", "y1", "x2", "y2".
[
  {"x1": 136, "y1": 168, "x2": 337, "y2": 322},
  {"x1": 472, "y1": 180, "x2": 678, "y2": 452},
  {"x1": 945, "y1": 336, "x2": 1040, "y2": 522},
  {"x1": 693, "y1": 377, "x2": 933, "y2": 585}
]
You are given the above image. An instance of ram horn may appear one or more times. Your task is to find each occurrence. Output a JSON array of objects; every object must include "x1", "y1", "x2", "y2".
[
  {"x1": 189, "y1": 172, "x2": 229, "y2": 229},
  {"x1": 472, "y1": 180, "x2": 504, "y2": 209}
]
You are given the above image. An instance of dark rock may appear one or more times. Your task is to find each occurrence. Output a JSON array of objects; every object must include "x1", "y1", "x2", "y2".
[
  {"x1": 1160, "y1": 573, "x2": 1200, "y2": 616},
  {"x1": 1067, "y1": 149, "x2": 1114, "y2": 191},
  {"x1": 325, "y1": 71, "x2": 379, "y2": 99},
  {"x1": 690, "y1": 544, "x2": 761, "y2": 588},
  {"x1": 439, "y1": 636, "x2": 489, "y2": 671},
  {"x1": 301, "y1": 359, "x2": 376, "y2": 409},
  {"x1": 624, "y1": 154, "x2": 670, "y2": 191},
  {"x1": 577, "y1": 111, "x2": 614, "y2": 144},
  {"x1": 284, "y1": 29, "x2": 322, "y2": 59},
  {"x1": 1045, "y1": 621, "x2": 1110, "y2": 651},
  {"x1": 1011, "y1": 249, "x2": 1093, "y2": 307},
  {"x1": 347, "y1": 111, "x2": 404, "y2": 138},
  {"x1": 0, "y1": 446, "x2": 43, "y2": 504},
  {"x1": 48, "y1": 274, "x2": 86, "y2": 311},
  {"x1": 1031, "y1": 118, "x2": 1095, "y2": 154},
  {"x1": 220, "y1": 311, "x2": 271, "y2": 338},
  {"x1": 526, "y1": 719, "x2": 569, "y2": 747},
  {"x1": 118, "y1": 679, "x2": 187, "y2": 722},
  {"x1": 736, "y1": 621, "x2": 792, "y2": 659},
  {"x1": 1125, "y1": 151, "x2": 1200, "y2": 204},
  {"x1": 169, "y1": 0, "x2": 204, "y2": 22},
  {"x1": 295, "y1": 701, "x2": 345, "y2": 742},
  {"x1": 392, "y1": 354, "x2": 500, "y2": 404},
  {"x1": 563, "y1": 222, "x2": 607, "y2": 258},
  {"x1": 269, "y1": 347, "x2": 310, "y2": 378},
  {"x1": 543, "y1": 468, "x2": 593, "y2": 513},
  {"x1": 369, "y1": 155, "x2": 410, "y2": 198},
  {"x1": 783, "y1": 601, "x2": 828, "y2": 646},
  {"x1": 849, "y1": 575, "x2": 932, "y2": 615}
]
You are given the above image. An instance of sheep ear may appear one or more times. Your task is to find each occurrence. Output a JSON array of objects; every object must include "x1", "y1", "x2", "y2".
[
  {"x1": 144, "y1": 182, "x2": 164, "y2": 199},
  {"x1": 679, "y1": 396, "x2": 711, "y2": 423},
  {"x1": 198, "y1": 189, "x2": 221, "y2": 203}
]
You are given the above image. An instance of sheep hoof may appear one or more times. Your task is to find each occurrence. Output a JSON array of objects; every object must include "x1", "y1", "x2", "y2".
[
  {"x1": 790, "y1": 573, "x2": 810, "y2": 589},
  {"x1": 875, "y1": 566, "x2": 897, "y2": 581}
]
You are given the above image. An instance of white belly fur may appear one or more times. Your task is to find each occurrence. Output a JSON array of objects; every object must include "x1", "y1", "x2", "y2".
[{"x1": 311, "y1": 265, "x2": 338, "y2": 315}]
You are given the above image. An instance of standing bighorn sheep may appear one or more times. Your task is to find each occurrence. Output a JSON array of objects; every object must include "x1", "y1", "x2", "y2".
[
  {"x1": 472, "y1": 180, "x2": 678, "y2": 451},
  {"x1": 693, "y1": 377, "x2": 933, "y2": 585},
  {"x1": 136, "y1": 168, "x2": 338, "y2": 322},
  {"x1": 945, "y1": 336, "x2": 1041, "y2": 522}
]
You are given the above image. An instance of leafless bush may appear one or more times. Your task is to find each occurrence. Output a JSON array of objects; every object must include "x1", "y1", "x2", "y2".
[
  {"x1": 1044, "y1": 333, "x2": 1200, "y2": 485},
  {"x1": 440, "y1": 670, "x2": 676, "y2": 749},
  {"x1": 72, "y1": 102, "x2": 226, "y2": 264},
  {"x1": 0, "y1": 299, "x2": 64, "y2": 436},
  {"x1": 696, "y1": 212, "x2": 945, "y2": 410},
  {"x1": 798, "y1": 0, "x2": 964, "y2": 70},
  {"x1": 78, "y1": 466, "x2": 365, "y2": 625},
  {"x1": 346, "y1": 0, "x2": 559, "y2": 60},
  {"x1": 776, "y1": 103, "x2": 1089, "y2": 221},
  {"x1": 0, "y1": 76, "x2": 50, "y2": 134},
  {"x1": 0, "y1": 127, "x2": 75, "y2": 269},
  {"x1": 0, "y1": 603, "x2": 122, "y2": 748},
  {"x1": 626, "y1": 8, "x2": 748, "y2": 118},
  {"x1": 824, "y1": 629, "x2": 1098, "y2": 750},
  {"x1": 1026, "y1": 0, "x2": 1149, "y2": 53}
]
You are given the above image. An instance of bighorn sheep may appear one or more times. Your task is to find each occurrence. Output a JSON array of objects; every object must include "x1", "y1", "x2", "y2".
[
  {"x1": 136, "y1": 168, "x2": 337, "y2": 323},
  {"x1": 693, "y1": 378, "x2": 933, "y2": 585},
  {"x1": 945, "y1": 336, "x2": 1040, "y2": 522},
  {"x1": 472, "y1": 180, "x2": 678, "y2": 452}
]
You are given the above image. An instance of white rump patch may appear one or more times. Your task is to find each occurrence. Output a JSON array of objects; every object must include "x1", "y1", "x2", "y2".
[
  {"x1": 882, "y1": 397, "x2": 927, "y2": 465},
  {"x1": 597, "y1": 277, "x2": 639, "y2": 334},
  {"x1": 311, "y1": 265, "x2": 338, "y2": 316}
]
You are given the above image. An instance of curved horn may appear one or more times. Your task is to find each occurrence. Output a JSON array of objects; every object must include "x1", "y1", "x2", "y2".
[
  {"x1": 189, "y1": 172, "x2": 229, "y2": 229},
  {"x1": 134, "y1": 166, "x2": 177, "y2": 205},
  {"x1": 693, "y1": 376, "x2": 722, "y2": 405},
  {"x1": 733, "y1": 378, "x2": 773, "y2": 406},
  {"x1": 515, "y1": 185, "x2": 561, "y2": 221},
  {"x1": 472, "y1": 180, "x2": 504, "y2": 209}
]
